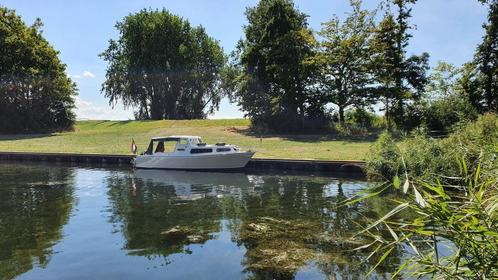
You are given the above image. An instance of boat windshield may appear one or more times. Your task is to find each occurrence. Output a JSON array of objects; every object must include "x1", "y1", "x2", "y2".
[{"x1": 190, "y1": 137, "x2": 202, "y2": 145}]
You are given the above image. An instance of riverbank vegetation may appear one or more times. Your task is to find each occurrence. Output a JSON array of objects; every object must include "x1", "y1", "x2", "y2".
[
  {"x1": 367, "y1": 113, "x2": 498, "y2": 182},
  {"x1": 359, "y1": 114, "x2": 498, "y2": 278},
  {"x1": 358, "y1": 164, "x2": 498, "y2": 278}
]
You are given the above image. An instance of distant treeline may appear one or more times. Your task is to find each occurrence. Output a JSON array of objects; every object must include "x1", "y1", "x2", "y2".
[{"x1": 1, "y1": 0, "x2": 497, "y2": 133}]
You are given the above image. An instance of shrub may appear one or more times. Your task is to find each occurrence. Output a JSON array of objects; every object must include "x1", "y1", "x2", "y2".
[
  {"x1": 442, "y1": 113, "x2": 498, "y2": 178},
  {"x1": 329, "y1": 108, "x2": 385, "y2": 136},
  {"x1": 366, "y1": 114, "x2": 498, "y2": 182},
  {"x1": 366, "y1": 132, "x2": 401, "y2": 180},
  {"x1": 399, "y1": 133, "x2": 447, "y2": 179},
  {"x1": 421, "y1": 94, "x2": 478, "y2": 135},
  {"x1": 344, "y1": 108, "x2": 379, "y2": 130}
]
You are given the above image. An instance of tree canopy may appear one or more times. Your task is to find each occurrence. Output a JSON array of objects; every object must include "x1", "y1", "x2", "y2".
[
  {"x1": 3, "y1": 0, "x2": 496, "y2": 135},
  {"x1": 0, "y1": 7, "x2": 76, "y2": 133},
  {"x1": 101, "y1": 9, "x2": 225, "y2": 120},
  {"x1": 474, "y1": 0, "x2": 498, "y2": 112},
  {"x1": 228, "y1": 0, "x2": 320, "y2": 131},
  {"x1": 369, "y1": 0, "x2": 429, "y2": 130},
  {"x1": 317, "y1": 0, "x2": 375, "y2": 126}
]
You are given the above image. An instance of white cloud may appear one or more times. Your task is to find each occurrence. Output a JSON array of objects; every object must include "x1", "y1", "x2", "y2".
[
  {"x1": 75, "y1": 96, "x2": 134, "y2": 120},
  {"x1": 82, "y1": 70, "x2": 96, "y2": 78},
  {"x1": 69, "y1": 70, "x2": 95, "y2": 80}
]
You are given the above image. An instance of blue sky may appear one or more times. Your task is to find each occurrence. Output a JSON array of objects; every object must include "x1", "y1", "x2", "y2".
[{"x1": 1, "y1": 0, "x2": 488, "y2": 120}]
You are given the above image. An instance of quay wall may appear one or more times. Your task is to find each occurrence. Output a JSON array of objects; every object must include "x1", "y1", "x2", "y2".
[{"x1": 0, "y1": 152, "x2": 365, "y2": 175}]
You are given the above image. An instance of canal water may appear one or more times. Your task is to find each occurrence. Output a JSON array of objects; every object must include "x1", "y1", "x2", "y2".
[{"x1": 0, "y1": 162, "x2": 402, "y2": 280}]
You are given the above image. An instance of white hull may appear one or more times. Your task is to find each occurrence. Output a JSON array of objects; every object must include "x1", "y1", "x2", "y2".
[{"x1": 134, "y1": 152, "x2": 255, "y2": 170}]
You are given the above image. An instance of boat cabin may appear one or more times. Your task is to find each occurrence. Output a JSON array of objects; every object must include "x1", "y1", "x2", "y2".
[{"x1": 143, "y1": 136, "x2": 235, "y2": 155}]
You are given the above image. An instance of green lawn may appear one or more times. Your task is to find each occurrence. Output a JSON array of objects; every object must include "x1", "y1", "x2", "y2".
[{"x1": 0, "y1": 119, "x2": 374, "y2": 161}]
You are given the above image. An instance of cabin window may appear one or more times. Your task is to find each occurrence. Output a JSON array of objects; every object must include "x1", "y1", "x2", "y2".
[
  {"x1": 154, "y1": 142, "x2": 165, "y2": 153},
  {"x1": 216, "y1": 148, "x2": 231, "y2": 152},
  {"x1": 190, "y1": 148, "x2": 213, "y2": 154},
  {"x1": 153, "y1": 141, "x2": 176, "y2": 154},
  {"x1": 179, "y1": 139, "x2": 188, "y2": 145},
  {"x1": 165, "y1": 141, "x2": 177, "y2": 152}
]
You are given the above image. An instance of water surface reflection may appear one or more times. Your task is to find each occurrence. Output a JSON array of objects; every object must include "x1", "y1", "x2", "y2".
[
  {"x1": 0, "y1": 163, "x2": 75, "y2": 279},
  {"x1": 107, "y1": 169, "x2": 401, "y2": 279},
  {"x1": 0, "y1": 163, "x2": 402, "y2": 279}
]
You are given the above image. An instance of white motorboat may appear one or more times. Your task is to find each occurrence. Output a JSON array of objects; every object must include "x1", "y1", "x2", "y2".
[{"x1": 134, "y1": 135, "x2": 255, "y2": 170}]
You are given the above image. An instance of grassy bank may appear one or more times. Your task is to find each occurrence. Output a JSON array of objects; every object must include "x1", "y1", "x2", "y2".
[{"x1": 0, "y1": 119, "x2": 373, "y2": 161}]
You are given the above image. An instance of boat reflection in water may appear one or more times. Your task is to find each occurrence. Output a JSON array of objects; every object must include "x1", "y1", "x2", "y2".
[{"x1": 133, "y1": 169, "x2": 254, "y2": 201}]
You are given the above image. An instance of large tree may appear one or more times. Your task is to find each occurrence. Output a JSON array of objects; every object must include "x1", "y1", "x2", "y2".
[
  {"x1": 101, "y1": 9, "x2": 225, "y2": 120},
  {"x1": 0, "y1": 7, "x2": 76, "y2": 133},
  {"x1": 474, "y1": 0, "x2": 498, "y2": 112},
  {"x1": 370, "y1": 0, "x2": 429, "y2": 129},
  {"x1": 317, "y1": 0, "x2": 375, "y2": 126},
  {"x1": 229, "y1": 0, "x2": 319, "y2": 131}
]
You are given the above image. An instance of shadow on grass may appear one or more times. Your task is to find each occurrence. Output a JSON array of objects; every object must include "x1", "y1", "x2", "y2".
[
  {"x1": 230, "y1": 127, "x2": 379, "y2": 143},
  {"x1": 0, "y1": 133, "x2": 55, "y2": 141},
  {"x1": 108, "y1": 120, "x2": 134, "y2": 127}
]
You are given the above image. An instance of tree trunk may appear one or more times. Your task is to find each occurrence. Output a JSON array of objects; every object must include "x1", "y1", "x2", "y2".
[
  {"x1": 298, "y1": 104, "x2": 305, "y2": 130},
  {"x1": 142, "y1": 96, "x2": 150, "y2": 120},
  {"x1": 385, "y1": 96, "x2": 391, "y2": 131},
  {"x1": 485, "y1": 70, "x2": 493, "y2": 111},
  {"x1": 339, "y1": 106, "x2": 345, "y2": 127},
  {"x1": 150, "y1": 88, "x2": 163, "y2": 120}
]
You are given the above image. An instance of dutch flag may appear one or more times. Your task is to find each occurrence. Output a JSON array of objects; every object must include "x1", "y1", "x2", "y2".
[{"x1": 131, "y1": 138, "x2": 138, "y2": 155}]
